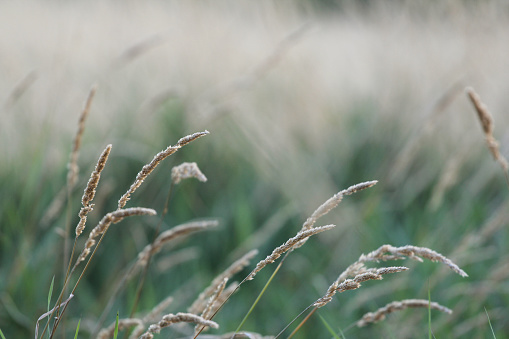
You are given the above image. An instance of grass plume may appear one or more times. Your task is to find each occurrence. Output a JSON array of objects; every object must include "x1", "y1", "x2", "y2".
[
  {"x1": 314, "y1": 266, "x2": 409, "y2": 308},
  {"x1": 466, "y1": 87, "x2": 509, "y2": 187},
  {"x1": 356, "y1": 299, "x2": 452, "y2": 327},
  {"x1": 76, "y1": 144, "x2": 112, "y2": 237},
  {"x1": 117, "y1": 131, "x2": 209, "y2": 209},
  {"x1": 140, "y1": 313, "x2": 219, "y2": 339}
]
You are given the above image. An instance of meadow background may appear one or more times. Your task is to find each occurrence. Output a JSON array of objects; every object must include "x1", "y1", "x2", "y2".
[{"x1": 1, "y1": 0, "x2": 509, "y2": 338}]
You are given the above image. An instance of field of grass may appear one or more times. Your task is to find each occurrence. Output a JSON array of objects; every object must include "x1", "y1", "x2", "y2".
[{"x1": 1, "y1": 1, "x2": 509, "y2": 338}]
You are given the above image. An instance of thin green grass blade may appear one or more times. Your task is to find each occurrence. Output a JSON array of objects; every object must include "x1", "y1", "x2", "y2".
[
  {"x1": 113, "y1": 312, "x2": 119, "y2": 339},
  {"x1": 0, "y1": 328, "x2": 6, "y2": 339},
  {"x1": 47, "y1": 276, "x2": 55, "y2": 312},
  {"x1": 73, "y1": 319, "x2": 81, "y2": 339},
  {"x1": 234, "y1": 259, "x2": 284, "y2": 334},
  {"x1": 484, "y1": 307, "x2": 497, "y2": 338},
  {"x1": 318, "y1": 314, "x2": 342, "y2": 339}
]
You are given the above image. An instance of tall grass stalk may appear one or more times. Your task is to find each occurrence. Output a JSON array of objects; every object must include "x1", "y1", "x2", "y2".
[{"x1": 232, "y1": 255, "x2": 286, "y2": 337}]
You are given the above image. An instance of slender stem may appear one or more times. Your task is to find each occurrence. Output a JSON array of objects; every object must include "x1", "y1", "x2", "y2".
[
  {"x1": 193, "y1": 253, "x2": 288, "y2": 339},
  {"x1": 121, "y1": 182, "x2": 174, "y2": 339},
  {"x1": 49, "y1": 227, "x2": 110, "y2": 339},
  {"x1": 130, "y1": 182, "x2": 174, "y2": 316},
  {"x1": 39, "y1": 237, "x2": 78, "y2": 339},
  {"x1": 273, "y1": 304, "x2": 315, "y2": 339},
  {"x1": 287, "y1": 307, "x2": 317, "y2": 339},
  {"x1": 231, "y1": 257, "x2": 285, "y2": 338}
]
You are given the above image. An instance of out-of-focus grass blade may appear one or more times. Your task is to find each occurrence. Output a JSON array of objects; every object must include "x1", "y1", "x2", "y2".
[
  {"x1": 73, "y1": 319, "x2": 81, "y2": 339},
  {"x1": 485, "y1": 307, "x2": 497, "y2": 339},
  {"x1": 318, "y1": 314, "x2": 342, "y2": 339},
  {"x1": 113, "y1": 312, "x2": 119, "y2": 339},
  {"x1": 47, "y1": 276, "x2": 55, "y2": 312},
  {"x1": 0, "y1": 328, "x2": 6, "y2": 339}
]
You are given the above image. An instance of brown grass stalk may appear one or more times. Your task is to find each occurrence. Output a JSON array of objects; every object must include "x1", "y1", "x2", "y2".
[
  {"x1": 117, "y1": 130, "x2": 209, "y2": 209},
  {"x1": 466, "y1": 87, "x2": 509, "y2": 186},
  {"x1": 301, "y1": 180, "x2": 378, "y2": 232},
  {"x1": 356, "y1": 299, "x2": 452, "y2": 327}
]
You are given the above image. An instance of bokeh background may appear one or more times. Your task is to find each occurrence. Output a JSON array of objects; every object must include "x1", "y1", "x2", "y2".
[{"x1": 1, "y1": 0, "x2": 509, "y2": 338}]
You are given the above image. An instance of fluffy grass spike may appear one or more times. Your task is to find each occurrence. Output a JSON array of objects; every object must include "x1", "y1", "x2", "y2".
[
  {"x1": 67, "y1": 85, "x2": 97, "y2": 189},
  {"x1": 247, "y1": 224, "x2": 335, "y2": 281},
  {"x1": 74, "y1": 207, "x2": 156, "y2": 269},
  {"x1": 118, "y1": 130, "x2": 209, "y2": 209},
  {"x1": 76, "y1": 144, "x2": 112, "y2": 237},
  {"x1": 139, "y1": 313, "x2": 218, "y2": 339},
  {"x1": 314, "y1": 266, "x2": 408, "y2": 308},
  {"x1": 356, "y1": 299, "x2": 452, "y2": 327}
]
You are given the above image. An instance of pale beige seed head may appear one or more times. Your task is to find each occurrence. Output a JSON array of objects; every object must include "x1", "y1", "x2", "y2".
[
  {"x1": 82, "y1": 144, "x2": 112, "y2": 206},
  {"x1": 75, "y1": 144, "x2": 112, "y2": 237},
  {"x1": 356, "y1": 299, "x2": 452, "y2": 327},
  {"x1": 171, "y1": 162, "x2": 207, "y2": 184},
  {"x1": 314, "y1": 266, "x2": 408, "y2": 308},
  {"x1": 365, "y1": 245, "x2": 468, "y2": 277},
  {"x1": 74, "y1": 207, "x2": 156, "y2": 269},
  {"x1": 194, "y1": 278, "x2": 228, "y2": 335},
  {"x1": 301, "y1": 180, "x2": 378, "y2": 232},
  {"x1": 466, "y1": 87, "x2": 493, "y2": 135},
  {"x1": 67, "y1": 85, "x2": 97, "y2": 189},
  {"x1": 137, "y1": 220, "x2": 218, "y2": 268},
  {"x1": 247, "y1": 225, "x2": 335, "y2": 281},
  {"x1": 118, "y1": 130, "x2": 209, "y2": 209},
  {"x1": 140, "y1": 312, "x2": 218, "y2": 338}
]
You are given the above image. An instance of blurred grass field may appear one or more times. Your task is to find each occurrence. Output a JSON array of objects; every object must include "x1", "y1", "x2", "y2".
[{"x1": 1, "y1": 1, "x2": 509, "y2": 338}]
